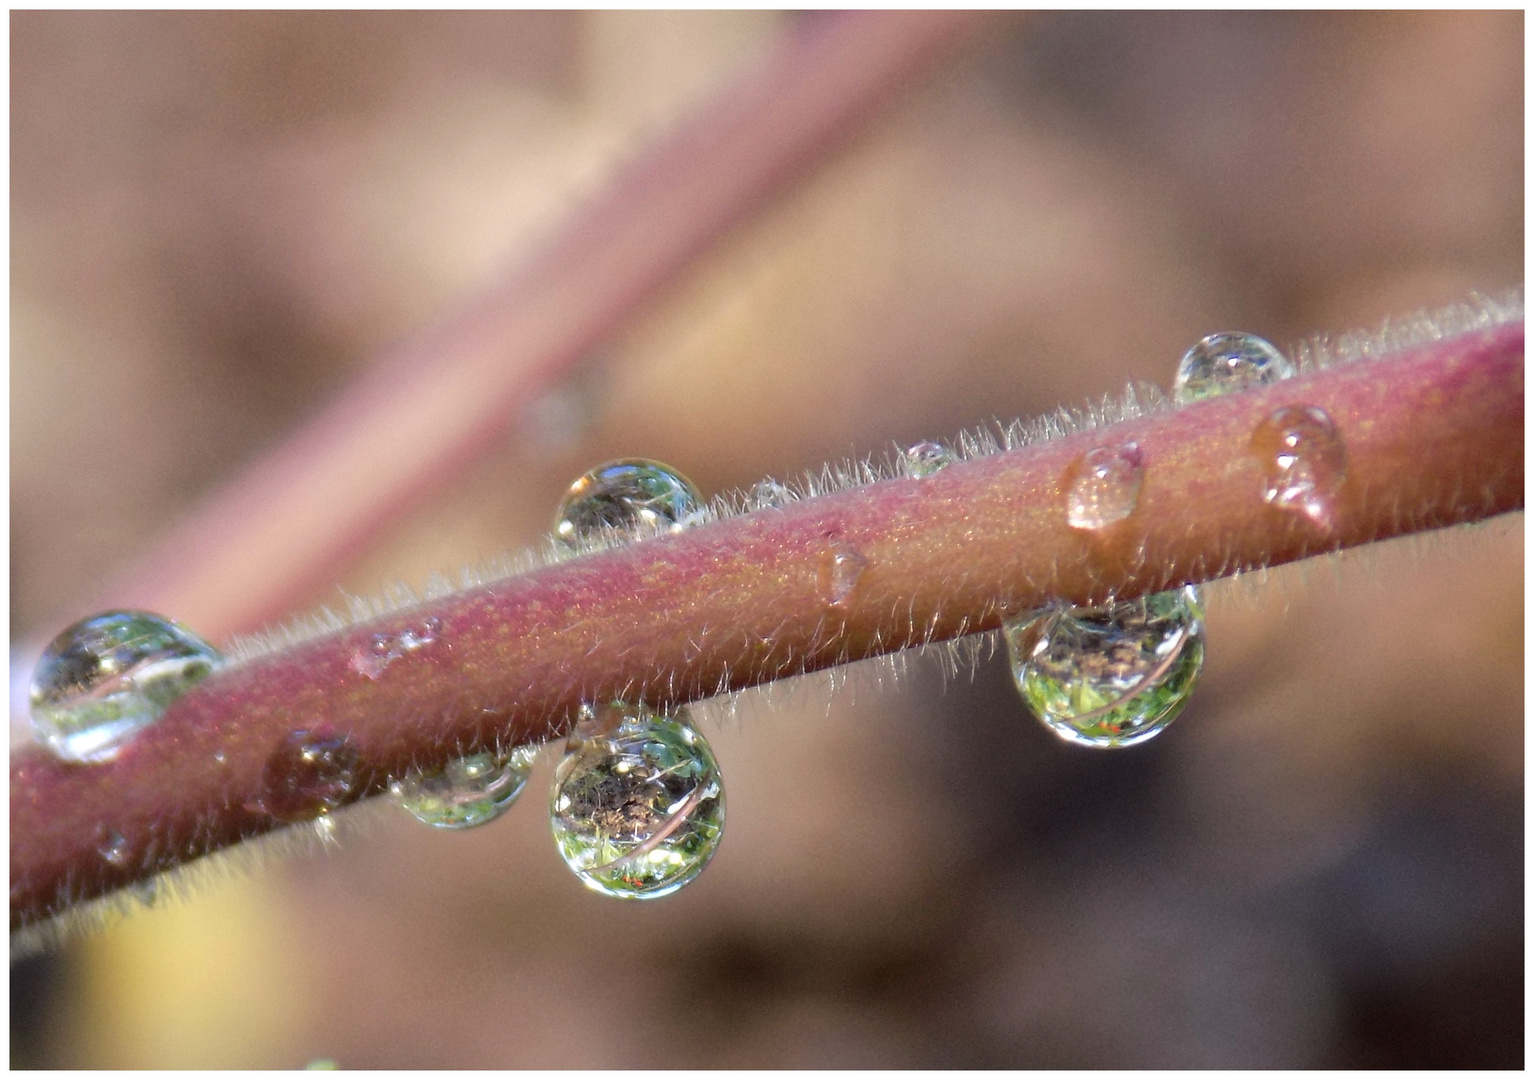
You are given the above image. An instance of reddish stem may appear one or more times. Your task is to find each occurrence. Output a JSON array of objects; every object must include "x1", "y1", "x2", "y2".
[
  {"x1": 81, "y1": 10, "x2": 985, "y2": 645},
  {"x1": 11, "y1": 320, "x2": 1523, "y2": 934}
]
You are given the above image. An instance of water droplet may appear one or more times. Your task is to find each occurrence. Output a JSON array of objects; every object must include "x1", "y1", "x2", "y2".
[
  {"x1": 29, "y1": 610, "x2": 223, "y2": 763},
  {"x1": 312, "y1": 815, "x2": 339, "y2": 844},
  {"x1": 751, "y1": 478, "x2": 796, "y2": 508},
  {"x1": 349, "y1": 616, "x2": 442, "y2": 680},
  {"x1": 1251, "y1": 404, "x2": 1347, "y2": 530},
  {"x1": 1003, "y1": 587, "x2": 1205, "y2": 748},
  {"x1": 392, "y1": 745, "x2": 538, "y2": 829},
  {"x1": 901, "y1": 441, "x2": 958, "y2": 478},
  {"x1": 1174, "y1": 332, "x2": 1295, "y2": 404},
  {"x1": 131, "y1": 877, "x2": 161, "y2": 907},
  {"x1": 212, "y1": 749, "x2": 227, "y2": 765},
  {"x1": 253, "y1": 730, "x2": 359, "y2": 823},
  {"x1": 96, "y1": 827, "x2": 131, "y2": 868},
  {"x1": 550, "y1": 704, "x2": 725, "y2": 899},
  {"x1": 554, "y1": 458, "x2": 702, "y2": 549},
  {"x1": 819, "y1": 545, "x2": 868, "y2": 609},
  {"x1": 1064, "y1": 442, "x2": 1144, "y2": 530}
]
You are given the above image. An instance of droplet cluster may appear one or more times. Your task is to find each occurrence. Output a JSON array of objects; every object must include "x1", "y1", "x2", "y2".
[
  {"x1": 29, "y1": 342, "x2": 1360, "y2": 908},
  {"x1": 542, "y1": 458, "x2": 728, "y2": 897},
  {"x1": 29, "y1": 610, "x2": 222, "y2": 763},
  {"x1": 1003, "y1": 327, "x2": 1314, "y2": 748}
]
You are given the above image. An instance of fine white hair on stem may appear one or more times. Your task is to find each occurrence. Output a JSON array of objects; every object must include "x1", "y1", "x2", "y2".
[{"x1": 10, "y1": 797, "x2": 394, "y2": 960}]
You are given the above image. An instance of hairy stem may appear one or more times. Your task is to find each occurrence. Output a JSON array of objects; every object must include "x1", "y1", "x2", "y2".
[{"x1": 10, "y1": 317, "x2": 1523, "y2": 936}]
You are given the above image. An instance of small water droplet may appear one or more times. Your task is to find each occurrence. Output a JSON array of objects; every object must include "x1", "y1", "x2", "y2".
[
  {"x1": 96, "y1": 827, "x2": 131, "y2": 868},
  {"x1": 392, "y1": 745, "x2": 538, "y2": 829},
  {"x1": 253, "y1": 730, "x2": 359, "y2": 823},
  {"x1": 901, "y1": 441, "x2": 958, "y2": 478},
  {"x1": 349, "y1": 616, "x2": 442, "y2": 680},
  {"x1": 550, "y1": 704, "x2": 725, "y2": 899},
  {"x1": 1064, "y1": 442, "x2": 1144, "y2": 530},
  {"x1": 819, "y1": 545, "x2": 868, "y2": 609},
  {"x1": 554, "y1": 458, "x2": 702, "y2": 549},
  {"x1": 751, "y1": 478, "x2": 796, "y2": 509},
  {"x1": 394, "y1": 616, "x2": 441, "y2": 653},
  {"x1": 1251, "y1": 404, "x2": 1347, "y2": 530},
  {"x1": 131, "y1": 878, "x2": 161, "y2": 907},
  {"x1": 1174, "y1": 332, "x2": 1295, "y2": 404},
  {"x1": 212, "y1": 749, "x2": 227, "y2": 764},
  {"x1": 1003, "y1": 587, "x2": 1205, "y2": 748},
  {"x1": 312, "y1": 815, "x2": 339, "y2": 844},
  {"x1": 29, "y1": 610, "x2": 223, "y2": 763}
]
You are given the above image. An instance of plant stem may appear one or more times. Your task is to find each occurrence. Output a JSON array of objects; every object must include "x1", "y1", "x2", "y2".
[{"x1": 10, "y1": 317, "x2": 1523, "y2": 936}]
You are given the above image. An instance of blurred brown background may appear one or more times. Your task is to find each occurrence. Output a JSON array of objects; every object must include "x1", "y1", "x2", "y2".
[{"x1": 10, "y1": 11, "x2": 1522, "y2": 1068}]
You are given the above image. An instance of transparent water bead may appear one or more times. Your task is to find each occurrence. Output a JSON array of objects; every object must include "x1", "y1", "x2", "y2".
[
  {"x1": 551, "y1": 703, "x2": 725, "y2": 899},
  {"x1": 554, "y1": 458, "x2": 702, "y2": 549},
  {"x1": 253, "y1": 729, "x2": 359, "y2": 823},
  {"x1": 901, "y1": 440, "x2": 958, "y2": 478},
  {"x1": 29, "y1": 610, "x2": 223, "y2": 763},
  {"x1": 1004, "y1": 587, "x2": 1205, "y2": 748},
  {"x1": 819, "y1": 544, "x2": 868, "y2": 608},
  {"x1": 349, "y1": 615, "x2": 442, "y2": 680},
  {"x1": 1174, "y1": 332, "x2": 1296, "y2": 404},
  {"x1": 751, "y1": 478, "x2": 797, "y2": 509},
  {"x1": 1252, "y1": 404, "x2": 1347, "y2": 530},
  {"x1": 96, "y1": 827, "x2": 131, "y2": 868},
  {"x1": 1064, "y1": 442, "x2": 1144, "y2": 530},
  {"x1": 393, "y1": 745, "x2": 538, "y2": 829}
]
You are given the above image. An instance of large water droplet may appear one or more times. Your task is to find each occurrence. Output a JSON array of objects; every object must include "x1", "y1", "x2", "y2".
[
  {"x1": 1251, "y1": 404, "x2": 1347, "y2": 530},
  {"x1": 254, "y1": 730, "x2": 360, "y2": 823},
  {"x1": 1003, "y1": 587, "x2": 1205, "y2": 748},
  {"x1": 1064, "y1": 442, "x2": 1144, "y2": 530},
  {"x1": 901, "y1": 440, "x2": 958, "y2": 478},
  {"x1": 392, "y1": 745, "x2": 538, "y2": 829},
  {"x1": 554, "y1": 458, "x2": 702, "y2": 549},
  {"x1": 819, "y1": 544, "x2": 868, "y2": 609},
  {"x1": 29, "y1": 610, "x2": 222, "y2": 763},
  {"x1": 550, "y1": 703, "x2": 725, "y2": 899},
  {"x1": 1174, "y1": 332, "x2": 1295, "y2": 404}
]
